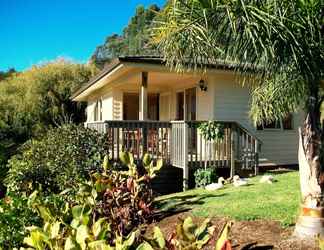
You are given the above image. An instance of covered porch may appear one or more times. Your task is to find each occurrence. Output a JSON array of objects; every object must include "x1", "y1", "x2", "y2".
[{"x1": 109, "y1": 69, "x2": 203, "y2": 122}]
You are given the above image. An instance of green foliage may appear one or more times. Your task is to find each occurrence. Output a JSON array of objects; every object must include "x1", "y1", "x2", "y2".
[
  {"x1": 154, "y1": 0, "x2": 323, "y2": 124},
  {"x1": 5, "y1": 124, "x2": 108, "y2": 195},
  {"x1": 23, "y1": 189, "x2": 218, "y2": 250},
  {"x1": 91, "y1": 5, "x2": 160, "y2": 67},
  {"x1": 194, "y1": 168, "x2": 217, "y2": 188},
  {"x1": 168, "y1": 217, "x2": 214, "y2": 249},
  {"x1": 198, "y1": 121, "x2": 224, "y2": 142},
  {"x1": 0, "y1": 144, "x2": 8, "y2": 183},
  {"x1": 0, "y1": 194, "x2": 41, "y2": 249},
  {"x1": 21, "y1": 153, "x2": 164, "y2": 250},
  {"x1": 93, "y1": 152, "x2": 163, "y2": 236},
  {"x1": 19, "y1": 158, "x2": 232, "y2": 250},
  {"x1": 0, "y1": 68, "x2": 17, "y2": 81},
  {"x1": 0, "y1": 59, "x2": 97, "y2": 145},
  {"x1": 23, "y1": 190, "x2": 118, "y2": 250}
]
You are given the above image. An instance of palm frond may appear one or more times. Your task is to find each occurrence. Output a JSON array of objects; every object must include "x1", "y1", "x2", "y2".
[{"x1": 153, "y1": 0, "x2": 324, "y2": 122}]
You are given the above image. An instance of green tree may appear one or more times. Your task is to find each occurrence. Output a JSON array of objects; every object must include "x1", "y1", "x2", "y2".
[
  {"x1": 0, "y1": 68, "x2": 17, "y2": 81},
  {"x1": 154, "y1": 0, "x2": 323, "y2": 238},
  {"x1": 91, "y1": 4, "x2": 161, "y2": 67},
  {"x1": 0, "y1": 59, "x2": 96, "y2": 141},
  {"x1": 0, "y1": 59, "x2": 97, "y2": 181}
]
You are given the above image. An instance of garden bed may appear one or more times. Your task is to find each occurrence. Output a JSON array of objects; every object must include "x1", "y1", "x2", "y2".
[{"x1": 151, "y1": 212, "x2": 318, "y2": 249}]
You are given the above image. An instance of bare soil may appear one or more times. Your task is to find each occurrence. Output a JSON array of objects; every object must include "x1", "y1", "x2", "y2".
[{"x1": 150, "y1": 212, "x2": 319, "y2": 250}]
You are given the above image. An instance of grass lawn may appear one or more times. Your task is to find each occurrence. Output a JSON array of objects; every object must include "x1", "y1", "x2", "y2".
[{"x1": 155, "y1": 171, "x2": 300, "y2": 227}]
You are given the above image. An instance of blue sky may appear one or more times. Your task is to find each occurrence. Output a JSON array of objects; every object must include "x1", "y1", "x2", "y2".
[{"x1": 0, "y1": 0, "x2": 165, "y2": 71}]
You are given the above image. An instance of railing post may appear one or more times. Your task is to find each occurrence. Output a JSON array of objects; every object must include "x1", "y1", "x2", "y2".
[
  {"x1": 230, "y1": 124, "x2": 236, "y2": 178},
  {"x1": 139, "y1": 72, "x2": 148, "y2": 121},
  {"x1": 254, "y1": 140, "x2": 259, "y2": 175},
  {"x1": 143, "y1": 125, "x2": 148, "y2": 155},
  {"x1": 104, "y1": 121, "x2": 108, "y2": 134},
  {"x1": 183, "y1": 122, "x2": 189, "y2": 191}
]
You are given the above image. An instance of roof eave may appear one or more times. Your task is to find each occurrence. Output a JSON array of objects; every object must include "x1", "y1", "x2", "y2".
[{"x1": 71, "y1": 58, "x2": 122, "y2": 101}]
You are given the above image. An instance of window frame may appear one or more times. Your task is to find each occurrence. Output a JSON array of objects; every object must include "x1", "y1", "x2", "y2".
[{"x1": 257, "y1": 114, "x2": 294, "y2": 131}]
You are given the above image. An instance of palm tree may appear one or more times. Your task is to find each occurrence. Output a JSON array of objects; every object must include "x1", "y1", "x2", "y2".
[{"x1": 153, "y1": 0, "x2": 324, "y2": 238}]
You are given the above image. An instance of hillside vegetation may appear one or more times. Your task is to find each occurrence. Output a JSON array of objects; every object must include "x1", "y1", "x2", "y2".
[{"x1": 90, "y1": 4, "x2": 161, "y2": 67}]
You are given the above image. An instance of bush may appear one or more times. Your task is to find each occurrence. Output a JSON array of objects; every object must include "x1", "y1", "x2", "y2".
[
  {"x1": 194, "y1": 168, "x2": 217, "y2": 188},
  {"x1": 22, "y1": 153, "x2": 163, "y2": 249},
  {"x1": 0, "y1": 194, "x2": 41, "y2": 249},
  {"x1": 94, "y1": 152, "x2": 162, "y2": 237},
  {"x1": 22, "y1": 154, "x2": 232, "y2": 250},
  {"x1": 5, "y1": 124, "x2": 108, "y2": 195}
]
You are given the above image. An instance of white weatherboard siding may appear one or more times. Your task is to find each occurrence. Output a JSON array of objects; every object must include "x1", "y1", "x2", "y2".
[
  {"x1": 210, "y1": 73, "x2": 302, "y2": 166},
  {"x1": 196, "y1": 77, "x2": 214, "y2": 120},
  {"x1": 159, "y1": 93, "x2": 171, "y2": 121},
  {"x1": 86, "y1": 101, "x2": 96, "y2": 122},
  {"x1": 113, "y1": 90, "x2": 123, "y2": 120},
  {"x1": 212, "y1": 74, "x2": 253, "y2": 130},
  {"x1": 255, "y1": 114, "x2": 303, "y2": 166}
]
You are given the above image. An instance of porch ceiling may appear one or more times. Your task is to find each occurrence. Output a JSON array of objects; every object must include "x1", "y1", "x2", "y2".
[
  {"x1": 73, "y1": 62, "x2": 202, "y2": 101},
  {"x1": 114, "y1": 70, "x2": 201, "y2": 92},
  {"x1": 72, "y1": 55, "x2": 245, "y2": 102}
]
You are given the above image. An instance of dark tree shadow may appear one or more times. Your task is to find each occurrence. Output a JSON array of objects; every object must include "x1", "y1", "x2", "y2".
[
  {"x1": 241, "y1": 242, "x2": 274, "y2": 250},
  {"x1": 153, "y1": 193, "x2": 226, "y2": 221}
]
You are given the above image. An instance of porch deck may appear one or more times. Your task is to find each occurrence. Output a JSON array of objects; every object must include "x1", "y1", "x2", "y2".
[{"x1": 86, "y1": 120, "x2": 261, "y2": 189}]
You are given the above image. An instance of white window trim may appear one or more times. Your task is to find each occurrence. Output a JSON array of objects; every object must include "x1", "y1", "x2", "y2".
[{"x1": 257, "y1": 115, "x2": 294, "y2": 131}]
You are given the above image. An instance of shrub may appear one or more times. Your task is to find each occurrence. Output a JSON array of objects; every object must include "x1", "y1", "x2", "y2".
[
  {"x1": 21, "y1": 155, "x2": 232, "y2": 250},
  {"x1": 194, "y1": 168, "x2": 217, "y2": 188},
  {"x1": 23, "y1": 191, "x2": 232, "y2": 250},
  {"x1": 198, "y1": 121, "x2": 225, "y2": 141},
  {"x1": 94, "y1": 152, "x2": 163, "y2": 237},
  {"x1": 22, "y1": 153, "x2": 164, "y2": 249},
  {"x1": 5, "y1": 124, "x2": 108, "y2": 195},
  {"x1": 0, "y1": 194, "x2": 41, "y2": 249}
]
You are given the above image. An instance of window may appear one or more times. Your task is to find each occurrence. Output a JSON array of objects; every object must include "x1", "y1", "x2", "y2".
[
  {"x1": 99, "y1": 99, "x2": 103, "y2": 121},
  {"x1": 93, "y1": 99, "x2": 103, "y2": 121},
  {"x1": 94, "y1": 101, "x2": 98, "y2": 121},
  {"x1": 282, "y1": 113, "x2": 293, "y2": 130},
  {"x1": 257, "y1": 113, "x2": 293, "y2": 131}
]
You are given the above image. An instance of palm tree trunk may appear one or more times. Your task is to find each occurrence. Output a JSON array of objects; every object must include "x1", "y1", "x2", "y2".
[{"x1": 295, "y1": 95, "x2": 324, "y2": 238}]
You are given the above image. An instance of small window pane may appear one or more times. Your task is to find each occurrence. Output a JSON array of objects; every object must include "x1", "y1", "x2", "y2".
[
  {"x1": 257, "y1": 123, "x2": 263, "y2": 130},
  {"x1": 99, "y1": 99, "x2": 103, "y2": 121},
  {"x1": 264, "y1": 120, "x2": 281, "y2": 129},
  {"x1": 94, "y1": 101, "x2": 98, "y2": 121},
  {"x1": 283, "y1": 113, "x2": 293, "y2": 130}
]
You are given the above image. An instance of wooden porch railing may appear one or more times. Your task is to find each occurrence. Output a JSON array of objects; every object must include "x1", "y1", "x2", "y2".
[
  {"x1": 86, "y1": 121, "x2": 171, "y2": 162},
  {"x1": 85, "y1": 120, "x2": 261, "y2": 190}
]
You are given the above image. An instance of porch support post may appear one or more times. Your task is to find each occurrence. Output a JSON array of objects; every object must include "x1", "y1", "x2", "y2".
[
  {"x1": 139, "y1": 72, "x2": 148, "y2": 121},
  {"x1": 140, "y1": 72, "x2": 148, "y2": 155}
]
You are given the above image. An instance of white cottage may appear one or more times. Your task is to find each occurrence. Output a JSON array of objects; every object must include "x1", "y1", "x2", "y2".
[{"x1": 72, "y1": 56, "x2": 301, "y2": 187}]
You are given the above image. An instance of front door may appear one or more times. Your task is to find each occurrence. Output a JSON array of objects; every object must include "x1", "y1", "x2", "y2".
[
  {"x1": 123, "y1": 93, "x2": 159, "y2": 120},
  {"x1": 176, "y1": 92, "x2": 185, "y2": 120},
  {"x1": 123, "y1": 93, "x2": 139, "y2": 120},
  {"x1": 176, "y1": 88, "x2": 196, "y2": 121}
]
